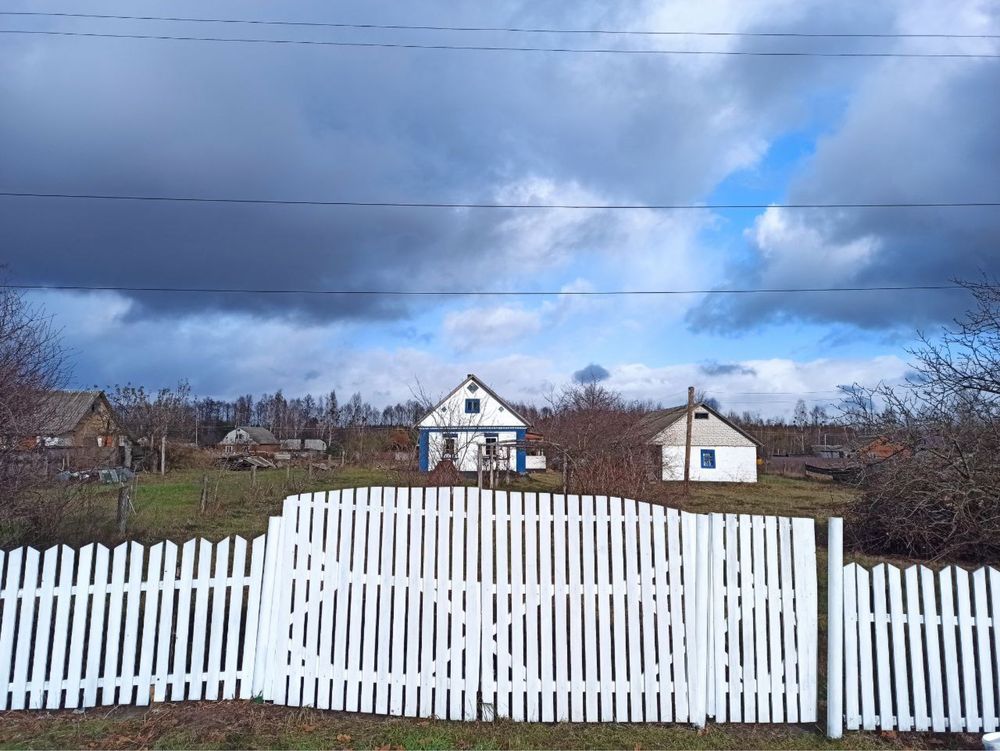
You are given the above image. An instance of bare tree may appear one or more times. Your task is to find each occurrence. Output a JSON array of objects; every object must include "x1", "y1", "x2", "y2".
[
  {"x1": 0, "y1": 282, "x2": 69, "y2": 541},
  {"x1": 841, "y1": 278, "x2": 1000, "y2": 561}
]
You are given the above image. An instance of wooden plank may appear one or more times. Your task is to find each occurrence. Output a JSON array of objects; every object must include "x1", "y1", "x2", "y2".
[
  {"x1": 938, "y1": 567, "x2": 962, "y2": 732},
  {"x1": 537, "y1": 492, "x2": 555, "y2": 722},
  {"x1": 332, "y1": 490, "x2": 357, "y2": 712},
  {"x1": 169, "y1": 540, "x2": 196, "y2": 702},
  {"x1": 751, "y1": 516, "x2": 769, "y2": 722},
  {"x1": 973, "y1": 568, "x2": 996, "y2": 733},
  {"x1": 432, "y1": 488, "x2": 452, "y2": 719},
  {"x1": 413, "y1": 488, "x2": 434, "y2": 717},
  {"x1": 573, "y1": 495, "x2": 606, "y2": 722},
  {"x1": 448, "y1": 488, "x2": 467, "y2": 720},
  {"x1": 346, "y1": 487, "x2": 372, "y2": 713},
  {"x1": 463, "y1": 488, "x2": 482, "y2": 721},
  {"x1": 187, "y1": 540, "x2": 214, "y2": 702},
  {"x1": 267, "y1": 496, "x2": 300, "y2": 704},
  {"x1": 10, "y1": 547, "x2": 40, "y2": 710},
  {"x1": 523, "y1": 492, "x2": 541, "y2": 721},
  {"x1": 287, "y1": 501, "x2": 313, "y2": 707},
  {"x1": 681, "y1": 512, "x2": 703, "y2": 724},
  {"x1": 566, "y1": 494, "x2": 585, "y2": 722},
  {"x1": 250, "y1": 516, "x2": 282, "y2": 700},
  {"x1": 205, "y1": 537, "x2": 231, "y2": 701},
  {"x1": 764, "y1": 518, "x2": 782, "y2": 723},
  {"x1": 989, "y1": 569, "x2": 1000, "y2": 734},
  {"x1": 476, "y1": 490, "x2": 499, "y2": 720},
  {"x1": 725, "y1": 513, "x2": 741, "y2": 723},
  {"x1": 301, "y1": 497, "x2": 326, "y2": 708},
  {"x1": 709, "y1": 514, "x2": 727, "y2": 722},
  {"x1": 28, "y1": 546, "x2": 58, "y2": 710},
  {"x1": 100, "y1": 544, "x2": 128, "y2": 707},
  {"x1": 46, "y1": 546, "x2": 75, "y2": 710},
  {"x1": 843, "y1": 564, "x2": 860, "y2": 730},
  {"x1": 608, "y1": 496, "x2": 628, "y2": 722},
  {"x1": 403, "y1": 488, "x2": 426, "y2": 717},
  {"x1": 241, "y1": 534, "x2": 267, "y2": 701},
  {"x1": 509, "y1": 490, "x2": 526, "y2": 721},
  {"x1": 738, "y1": 515, "x2": 755, "y2": 723},
  {"x1": 855, "y1": 565, "x2": 876, "y2": 730},
  {"x1": 118, "y1": 543, "x2": 145, "y2": 706},
  {"x1": 154, "y1": 542, "x2": 178, "y2": 703},
  {"x1": 778, "y1": 518, "x2": 797, "y2": 723},
  {"x1": 904, "y1": 566, "x2": 928, "y2": 731},
  {"x1": 0, "y1": 548, "x2": 24, "y2": 711},
  {"x1": 954, "y1": 567, "x2": 979, "y2": 733},
  {"x1": 623, "y1": 499, "x2": 644, "y2": 722},
  {"x1": 359, "y1": 488, "x2": 385, "y2": 714},
  {"x1": 871, "y1": 565, "x2": 893, "y2": 729},
  {"x1": 135, "y1": 542, "x2": 163, "y2": 706},
  {"x1": 886, "y1": 565, "x2": 911, "y2": 731},
  {"x1": 594, "y1": 495, "x2": 614, "y2": 722},
  {"x1": 223, "y1": 536, "x2": 247, "y2": 700},
  {"x1": 650, "y1": 506, "x2": 673, "y2": 722},
  {"x1": 692, "y1": 514, "x2": 711, "y2": 727},
  {"x1": 552, "y1": 493, "x2": 570, "y2": 722},
  {"x1": 64, "y1": 544, "x2": 93, "y2": 710},
  {"x1": 313, "y1": 494, "x2": 338, "y2": 710},
  {"x1": 637, "y1": 502, "x2": 658, "y2": 723},
  {"x1": 791, "y1": 518, "x2": 818, "y2": 723},
  {"x1": 388, "y1": 488, "x2": 410, "y2": 715},
  {"x1": 921, "y1": 566, "x2": 946, "y2": 732},
  {"x1": 372, "y1": 488, "x2": 404, "y2": 714},
  {"x1": 668, "y1": 507, "x2": 689, "y2": 722},
  {"x1": 83, "y1": 545, "x2": 110, "y2": 707},
  {"x1": 495, "y1": 490, "x2": 512, "y2": 720}
]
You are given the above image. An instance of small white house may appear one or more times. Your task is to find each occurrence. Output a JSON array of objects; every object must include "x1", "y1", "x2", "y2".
[
  {"x1": 218, "y1": 426, "x2": 280, "y2": 454},
  {"x1": 417, "y1": 374, "x2": 536, "y2": 473},
  {"x1": 637, "y1": 403, "x2": 761, "y2": 483}
]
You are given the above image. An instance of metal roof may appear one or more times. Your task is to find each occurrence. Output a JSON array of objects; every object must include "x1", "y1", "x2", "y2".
[{"x1": 34, "y1": 390, "x2": 109, "y2": 435}]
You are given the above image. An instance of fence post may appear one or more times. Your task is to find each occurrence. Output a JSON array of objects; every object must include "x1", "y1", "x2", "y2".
[{"x1": 827, "y1": 517, "x2": 844, "y2": 739}]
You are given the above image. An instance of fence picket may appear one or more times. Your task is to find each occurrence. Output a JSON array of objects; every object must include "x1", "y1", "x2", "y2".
[
  {"x1": 464, "y1": 488, "x2": 482, "y2": 721},
  {"x1": 738, "y1": 515, "x2": 755, "y2": 723},
  {"x1": 361, "y1": 488, "x2": 386, "y2": 715},
  {"x1": 223, "y1": 536, "x2": 247, "y2": 700},
  {"x1": 405, "y1": 489, "x2": 425, "y2": 717},
  {"x1": 509, "y1": 490, "x2": 526, "y2": 721},
  {"x1": 0, "y1": 548, "x2": 24, "y2": 711},
  {"x1": 205, "y1": 538, "x2": 229, "y2": 702},
  {"x1": 954, "y1": 568, "x2": 980, "y2": 733},
  {"x1": 843, "y1": 563, "x2": 859, "y2": 729},
  {"x1": 581, "y1": 495, "x2": 601, "y2": 722},
  {"x1": 552, "y1": 492, "x2": 570, "y2": 722},
  {"x1": 64, "y1": 544, "x2": 92, "y2": 710},
  {"x1": 637, "y1": 502, "x2": 658, "y2": 723},
  {"x1": 301, "y1": 498, "x2": 325, "y2": 709},
  {"x1": 668, "y1": 508, "x2": 689, "y2": 722},
  {"x1": 779, "y1": 518, "x2": 798, "y2": 723},
  {"x1": 523, "y1": 492, "x2": 541, "y2": 721},
  {"x1": 921, "y1": 566, "x2": 946, "y2": 732},
  {"x1": 448, "y1": 488, "x2": 467, "y2": 720},
  {"x1": 871, "y1": 565, "x2": 893, "y2": 729},
  {"x1": 386, "y1": 489, "x2": 409, "y2": 716},
  {"x1": 725, "y1": 513, "x2": 741, "y2": 723},
  {"x1": 479, "y1": 489, "x2": 494, "y2": 719},
  {"x1": 170, "y1": 539, "x2": 196, "y2": 702},
  {"x1": 135, "y1": 542, "x2": 162, "y2": 706},
  {"x1": 886, "y1": 566, "x2": 910, "y2": 731},
  {"x1": 623, "y1": 499, "x2": 644, "y2": 722},
  {"x1": 242, "y1": 534, "x2": 267, "y2": 700},
  {"x1": 45, "y1": 547, "x2": 75, "y2": 710},
  {"x1": 791, "y1": 518, "x2": 817, "y2": 723},
  {"x1": 709, "y1": 514, "x2": 727, "y2": 722},
  {"x1": 904, "y1": 566, "x2": 928, "y2": 731},
  {"x1": 608, "y1": 497, "x2": 629, "y2": 722},
  {"x1": 566, "y1": 494, "x2": 585, "y2": 723},
  {"x1": 973, "y1": 568, "x2": 995, "y2": 733},
  {"x1": 856, "y1": 565, "x2": 875, "y2": 730},
  {"x1": 764, "y1": 517, "x2": 782, "y2": 723},
  {"x1": 495, "y1": 490, "x2": 512, "y2": 720},
  {"x1": 28, "y1": 546, "x2": 58, "y2": 710},
  {"x1": 751, "y1": 516, "x2": 769, "y2": 722},
  {"x1": 991, "y1": 569, "x2": 1000, "y2": 735},
  {"x1": 595, "y1": 496, "x2": 613, "y2": 722},
  {"x1": 154, "y1": 542, "x2": 178, "y2": 703},
  {"x1": 538, "y1": 492, "x2": 555, "y2": 722},
  {"x1": 939, "y1": 567, "x2": 963, "y2": 731}
]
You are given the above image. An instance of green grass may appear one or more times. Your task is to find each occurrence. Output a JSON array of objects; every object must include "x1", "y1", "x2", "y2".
[{"x1": 0, "y1": 703, "x2": 978, "y2": 750}]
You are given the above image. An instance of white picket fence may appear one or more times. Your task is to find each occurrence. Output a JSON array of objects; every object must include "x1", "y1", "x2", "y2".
[
  {"x1": 0, "y1": 486, "x2": 819, "y2": 727},
  {"x1": 0, "y1": 536, "x2": 269, "y2": 711},
  {"x1": 261, "y1": 487, "x2": 818, "y2": 724},
  {"x1": 829, "y1": 555, "x2": 1000, "y2": 735}
]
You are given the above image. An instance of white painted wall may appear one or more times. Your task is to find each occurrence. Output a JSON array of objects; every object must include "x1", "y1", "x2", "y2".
[
  {"x1": 525, "y1": 454, "x2": 546, "y2": 471},
  {"x1": 418, "y1": 376, "x2": 528, "y2": 430},
  {"x1": 427, "y1": 430, "x2": 519, "y2": 472},
  {"x1": 661, "y1": 445, "x2": 758, "y2": 483}
]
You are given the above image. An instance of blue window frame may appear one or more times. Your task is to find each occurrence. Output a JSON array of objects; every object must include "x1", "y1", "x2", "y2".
[
  {"x1": 700, "y1": 449, "x2": 716, "y2": 469},
  {"x1": 465, "y1": 398, "x2": 481, "y2": 414}
]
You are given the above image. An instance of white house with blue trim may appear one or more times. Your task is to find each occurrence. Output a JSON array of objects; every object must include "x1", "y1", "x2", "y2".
[
  {"x1": 417, "y1": 374, "x2": 531, "y2": 474},
  {"x1": 636, "y1": 402, "x2": 761, "y2": 483}
]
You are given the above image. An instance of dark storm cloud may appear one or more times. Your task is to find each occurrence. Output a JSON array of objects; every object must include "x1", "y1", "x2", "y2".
[
  {"x1": 699, "y1": 361, "x2": 757, "y2": 377},
  {"x1": 0, "y1": 0, "x2": 903, "y2": 324},
  {"x1": 573, "y1": 363, "x2": 610, "y2": 383}
]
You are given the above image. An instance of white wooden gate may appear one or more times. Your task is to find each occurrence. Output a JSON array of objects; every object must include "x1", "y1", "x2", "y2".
[{"x1": 260, "y1": 487, "x2": 819, "y2": 724}]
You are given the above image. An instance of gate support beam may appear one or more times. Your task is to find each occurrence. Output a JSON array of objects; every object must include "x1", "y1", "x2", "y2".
[{"x1": 827, "y1": 517, "x2": 844, "y2": 739}]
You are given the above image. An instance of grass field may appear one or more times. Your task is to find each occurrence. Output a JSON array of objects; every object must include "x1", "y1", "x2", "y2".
[{"x1": 3, "y1": 468, "x2": 953, "y2": 750}]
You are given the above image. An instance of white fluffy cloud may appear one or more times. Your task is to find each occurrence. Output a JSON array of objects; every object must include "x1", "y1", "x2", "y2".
[{"x1": 442, "y1": 305, "x2": 543, "y2": 352}]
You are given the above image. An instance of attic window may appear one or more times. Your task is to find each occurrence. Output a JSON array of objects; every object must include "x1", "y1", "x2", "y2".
[
  {"x1": 465, "y1": 398, "x2": 481, "y2": 414},
  {"x1": 694, "y1": 412, "x2": 709, "y2": 420},
  {"x1": 467, "y1": 383, "x2": 479, "y2": 393}
]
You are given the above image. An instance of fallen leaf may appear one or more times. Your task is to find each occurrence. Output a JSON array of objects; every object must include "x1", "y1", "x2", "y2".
[{"x1": 337, "y1": 733, "x2": 353, "y2": 743}]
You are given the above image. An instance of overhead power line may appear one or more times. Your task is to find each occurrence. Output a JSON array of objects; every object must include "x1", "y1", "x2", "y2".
[
  {"x1": 1, "y1": 191, "x2": 996, "y2": 211},
  {"x1": 3, "y1": 11, "x2": 996, "y2": 40},
  {"x1": 2, "y1": 28, "x2": 998, "y2": 58},
  {"x1": 1, "y1": 283, "x2": 965, "y2": 296}
]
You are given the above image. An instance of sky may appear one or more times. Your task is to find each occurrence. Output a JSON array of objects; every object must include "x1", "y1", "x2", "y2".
[{"x1": 1, "y1": 0, "x2": 998, "y2": 417}]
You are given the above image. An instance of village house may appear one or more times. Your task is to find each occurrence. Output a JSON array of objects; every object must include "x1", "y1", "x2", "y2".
[
  {"x1": 417, "y1": 374, "x2": 543, "y2": 474},
  {"x1": 29, "y1": 390, "x2": 132, "y2": 468},
  {"x1": 218, "y1": 426, "x2": 280, "y2": 455},
  {"x1": 636, "y1": 402, "x2": 761, "y2": 483}
]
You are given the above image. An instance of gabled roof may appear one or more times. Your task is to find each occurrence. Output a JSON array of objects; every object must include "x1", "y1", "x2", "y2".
[
  {"x1": 34, "y1": 390, "x2": 114, "y2": 435},
  {"x1": 417, "y1": 373, "x2": 531, "y2": 428},
  {"x1": 636, "y1": 402, "x2": 762, "y2": 446},
  {"x1": 235, "y1": 426, "x2": 280, "y2": 444}
]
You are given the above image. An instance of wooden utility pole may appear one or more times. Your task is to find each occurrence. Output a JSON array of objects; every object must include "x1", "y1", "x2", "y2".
[
  {"x1": 199, "y1": 474, "x2": 209, "y2": 514},
  {"x1": 683, "y1": 386, "x2": 695, "y2": 496},
  {"x1": 160, "y1": 435, "x2": 166, "y2": 476},
  {"x1": 116, "y1": 483, "x2": 130, "y2": 535}
]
